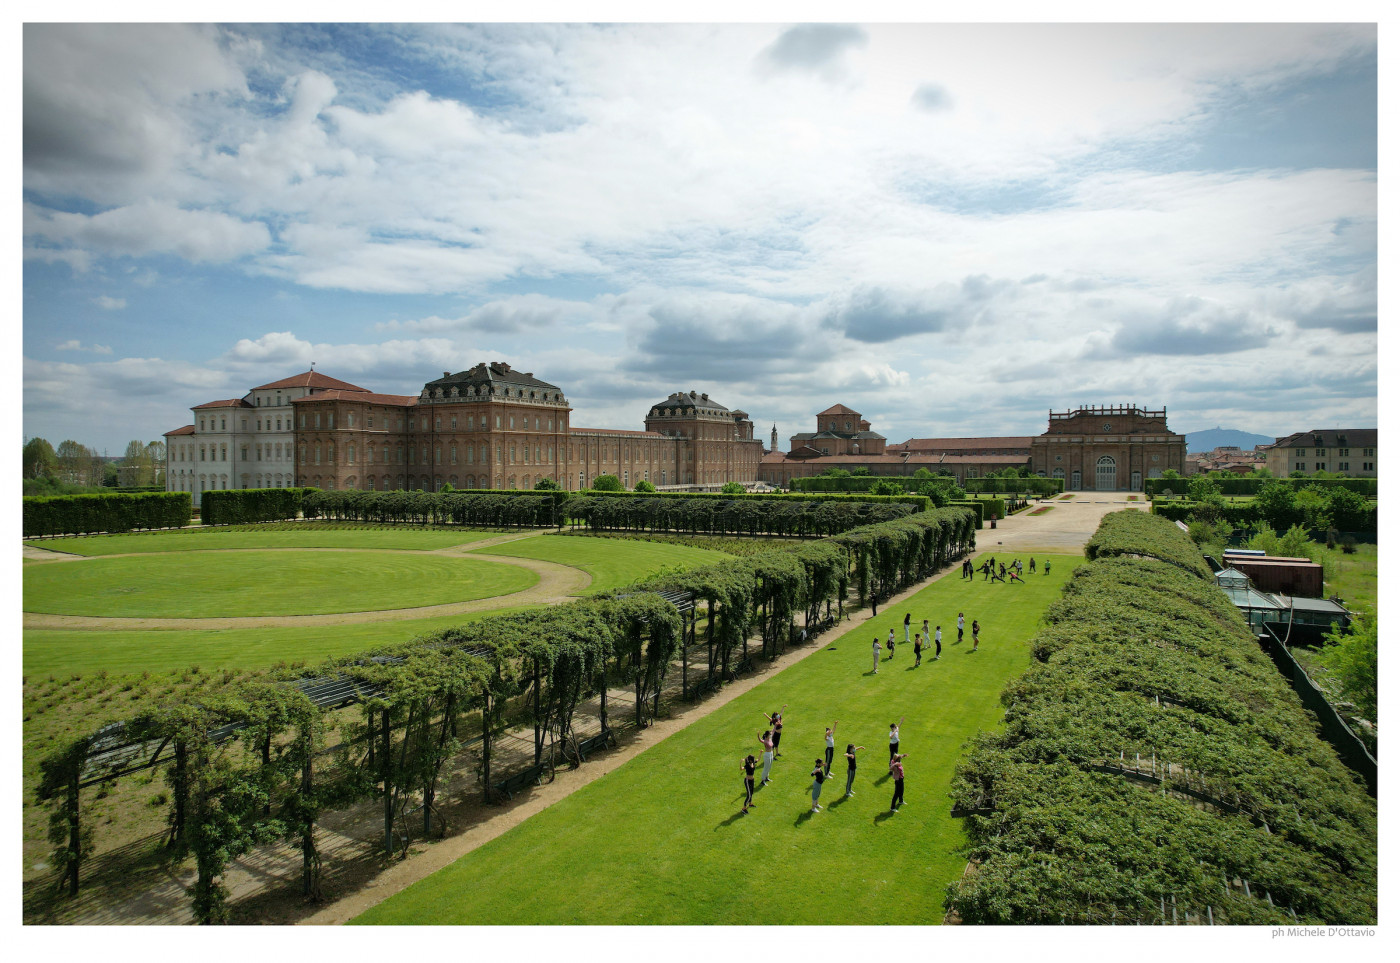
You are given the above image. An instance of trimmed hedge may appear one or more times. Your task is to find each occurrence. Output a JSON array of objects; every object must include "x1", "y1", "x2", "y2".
[
  {"x1": 792, "y1": 476, "x2": 1063, "y2": 496},
  {"x1": 1146, "y1": 477, "x2": 1377, "y2": 497},
  {"x1": 1083, "y1": 508, "x2": 1213, "y2": 578},
  {"x1": 567, "y1": 495, "x2": 916, "y2": 538},
  {"x1": 23, "y1": 491, "x2": 192, "y2": 537},
  {"x1": 945, "y1": 513, "x2": 1377, "y2": 925},
  {"x1": 582, "y1": 488, "x2": 932, "y2": 511},
  {"x1": 202, "y1": 488, "x2": 311, "y2": 526},
  {"x1": 304, "y1": 489, "x2": 561, "y2": 528},
  {"x1": 1151, "y1": 498, "x2": 1378, "y2": 533}
]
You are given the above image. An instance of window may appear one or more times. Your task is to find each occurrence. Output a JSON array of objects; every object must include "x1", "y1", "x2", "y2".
[
  {"x1": 299, "y1": 414, "x2": 306, "y2": 428},
  {"x1": 1316, "y1": 448, "x2": 1325, "y2": 457},
  {"x1": 451, "y1": 415, "x2": 457, "y2": 430},
  {"x1": 328, "y1": 413, "x2": 334, "y2": 429},
  {"x1": 241, "y1": 419, "x2": 247, "y2": 431},
  {"x1": 200, "y1": 446, "x2": 206, "y2": 461},
  {"x1": 315, "y1": 412, "x2": 322, "y2": 429},
  {"x1": 1296, "y1": 462, "x2": 1305, "y2": 472},
  {"x1": 1339, "y1": 448, "x2": 1350, "y2": 457},
  {"x1": 257, "y1": 420, "x2": 262, "y2": 431},
  {"x1": 348, "y1": 413, "x2": 355, "y2": 428},
  {"x1": 510, "y1": 445, "x2": 517, "y2": 463},
  {"x1": 450, "y1": 444, "x2": 457, "y2": 465},
  {"x1": 435, "y1": 417, "x2": 441, "y2": 430},
  {"x1": 1317, "y1": 462, "x2": 1326, "y2": 471},
  {"x1": 367, "y1": 416, "x2": 374, "y2": 428},
  {"x1": 200, "y1": 419, "x2": 205, "y2": 431},
  {"x1": 1364, "y1": 448, "x2": 1375, "y2": 456},
  {"x1": 408, "y1": 446, "x2": 415, "y2": 465},
  {"x1": 220, "y1": 445, "x2": 227, "y2": 461},
  {"x1": 240, "y1": 445, "x2": 248, "y2": 460},
  {"x1": 467, "y1": 446, "x2": 474, "y2": 464},
  {"x1": 495, "y1": 415, "x2": 501, "y2": 429},
  {"x1": 315, "y1": 444, "x2": 322, "y2": 465},
  {"x1": 435, "y1": 446, "x2": 442, "y2": 465},
  {"x1": 1339, "y1": 462, "x2": 1349, "y2": 471},
  {"x1": 1364, "y1": 462, "x2": 1373, "y2": 471},
  {"x1": 368, "y1": 444, "x2": 375, "y2": 463},
  {"x1": 328, "y1": 444, "x2": 335, "y2": 463},
  {"x1": 221, "y1": 418, "x2": 226, "y2": 430},
  {"x1": 348, "y1": 445, "x2": 355, "y2": 465},
  {"x1": 397, "y1": 445, "x2": 404, "y2": 464},
  {"x1": 821, "y1": 448, "x2": 829, "y2": 455},
  {"x1": 510, "y1": 415, "x2": 516, "y2": 429}
]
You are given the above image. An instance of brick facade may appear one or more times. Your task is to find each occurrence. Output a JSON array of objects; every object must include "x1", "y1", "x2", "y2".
[
  {"x1": 1029, "y1": 405, "x2": 1187, "y2": 490},
  {"x1": 288, "y1": 363, "x2": 763, "y2": 491}
]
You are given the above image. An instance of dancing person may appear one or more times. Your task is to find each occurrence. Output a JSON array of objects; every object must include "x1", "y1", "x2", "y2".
[
  {"x1": 889, "y1": 716, "x2": 905, "y2": 759},
  {"x1": 872, "y1": 636, "x2": 881, "y2": 674},
  {"x1": 758, "y1": 730, "x2": 775, "y2": 783},
  {"x1": 903, "y1": 613, "x2": 911, "y2": 645},
  {"x1": 810, "y1": 758, "x2": 827, "y2": 813},
  {"x1": 957, "y1": 611, "x2": 965, "y2": 644},
  {"x1": 913, "y1": 632, "x2": 923, "y2": 667},
  {"x1": 824, "y1": 722, "x2": 838, "y2": 777},
  {"x1": 972, "y1": 620, "x2": 981, "y2": 651},
  {"x1": 1044, "y1": 559, "x2": 1051, "y2": 576},
  {"x1": 886, "y1": 627, "x2": 896, "y2": 659},
  {"x1": 922, "y1": 618, "x2": 930, "y2": 645},
  {"x1": 844, "y1": 743, "x2": 866, "y2": 797},
  {"x1": 889, "y1": 752, "x2": 907, "y2": 811},
  {"x1": 762, "y1": 705, "x2": 788, "y2": 757},
  {"x1": 741, "y1": 754, "x2": 757, "y2": 813},
  {"x1": 1029, "y1": 557, "x2": 1036, "y2": 573},
  {"x1": 933, "y1": 625, "x2": 942, "y2": 660}
]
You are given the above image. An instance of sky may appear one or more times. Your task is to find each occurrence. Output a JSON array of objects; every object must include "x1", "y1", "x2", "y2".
[{"x1": 20, "y1": 18, "x2": 1380, "y2": 455}]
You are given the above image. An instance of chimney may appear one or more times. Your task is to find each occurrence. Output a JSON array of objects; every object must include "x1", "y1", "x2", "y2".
[{"x1": 443, "y1": 372, "x2": 450, "y2": 379}]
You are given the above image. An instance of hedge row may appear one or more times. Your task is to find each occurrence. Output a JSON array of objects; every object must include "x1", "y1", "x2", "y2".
[
  {"x1": 1151, "y1": 497, "x2": 1378, "y2": 533},
  {"x1": 791, "y1": 476, "x2": 1062, "y2": 496},
  {"x1": 583, "y1": 488, "x2": 932, "y2": 510},
  {"x1": 945, "y1": 513, "x2": 1377, "y2": 924},
  {"x1": 22, "y1": 492, "x2": 192, "y2": 537},
  {"x1": 304, "y1": 489, "x2": 561, "y2": 528},
  {"x1": 1147, "y1": 477, "x2": 1377, "y2": 497},
  {"x1": 202, "y1": 489, "x2": 312, "y2": 526},
  {"x1": 567, "y1": 495, "x2": 915, "y2": 538},
  {"x1": 1083, "y1": 508, "x2": 1213, "y2": 578}
]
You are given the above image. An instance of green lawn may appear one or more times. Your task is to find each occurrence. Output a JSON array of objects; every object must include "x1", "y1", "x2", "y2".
[
  {"x1": 23, "y1": 551, "x2": 537, "y2": 618},
  {"x1": 354, "y1": 555, "x2": 1078, "y2": 925},
  {"x1": 470, "y1": 533, "x2": 733, "y2": 595},
  {"x1": 24, "y1": 525, "x2": 495, "y2": 555},
  {"x1": 22, "y1": 607, "x2": 542, "y2": 678},
  {"x1": 1317, "y1": 541, "x2": 1377, "y2": 615}
]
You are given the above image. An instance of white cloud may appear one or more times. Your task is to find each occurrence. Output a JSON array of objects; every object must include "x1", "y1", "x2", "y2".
[
  {"x1": 54, "y1": 340, "x2": 113, "y2": 354},
  {"x1": 25, "y1": 200, "x2": 271, "y2": 263},
  {"x1": 92, "y1": 296, "x2": 126, "y2": 310}
]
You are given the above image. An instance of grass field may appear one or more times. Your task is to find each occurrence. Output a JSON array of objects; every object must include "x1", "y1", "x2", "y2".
[
  {"x1": 1321, "y1": 542, "x2": 1377, "y2": 614},
  {"x1": 354, "y1": 555, "x2": 1077, "y2": 925},
  {"x1": 22, "y1": 606, "x2": 545, "y2": 678},
  {"x1": 24, "y1": 524, "x2": 495, "y2": 555},
  {"x1": 470, "y1": 533, "x2": 733, "y2": 595},
  {"x1": 23, "y1": 550, "x2": 538, "y2": 618}
]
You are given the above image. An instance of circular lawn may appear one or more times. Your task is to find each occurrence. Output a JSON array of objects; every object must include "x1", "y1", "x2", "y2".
[{"x1": 23, "y1": 550, "x2": 538, "y2": 618}]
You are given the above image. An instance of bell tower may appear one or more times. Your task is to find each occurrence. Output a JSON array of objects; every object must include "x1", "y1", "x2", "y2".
[{"x1": 770, "y1": 424, "x2": 779, "y2": 452}]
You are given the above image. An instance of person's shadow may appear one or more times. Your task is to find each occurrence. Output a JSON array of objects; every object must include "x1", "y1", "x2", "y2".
[{"x1": 873, "y1": 810, "x2": 896, "y2": 824}]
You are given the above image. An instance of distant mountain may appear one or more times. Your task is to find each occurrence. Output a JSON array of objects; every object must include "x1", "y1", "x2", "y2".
[{"x1": 1184, "y1": 427, "x2": 1276, "y2": 454}]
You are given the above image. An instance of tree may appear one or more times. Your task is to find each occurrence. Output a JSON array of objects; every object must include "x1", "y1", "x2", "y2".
[
  {"x1": 55, "y1": 440, "x2": 93, "y2": 486},
  {"x1": 120, "y1": 439, "x2": 155, "y2": 487},
  {"x1": 534, "y1": 477, "x2": 562, "y2": 491},
  {"x1": 1294, "y1": 487, "x2": 1332, "y2": 530},
  {"x1": 848, "y1": 466, "x2": 871, "y2": 477},
  {"x1": 1253, "y1": 482, "x2": 1298, "y2": 530},
  {"x1": 1326, "y1": 486, "x2": 1368, "y2": 531},
  {"x1": 1186, "y1": 474, "x2": 1221, "y2": 502},
  {"x1": 22, "y1": 437, "x2": 58, "y2": 479},
  {"x1": 719, "y1": 481, "x2": 745, "y2": 494},
  {"x1": 1317, "y1": 614, "x2": 1377, "y2": 721},
  {"x1": 869, "y1": 479, "x2": 905, "y2": 496},
  {"x1": 146, "y1": 440, "x2": 166, "y2": 487},
  {"x1": 817, "y1": 467, "x2": 851, "y2": 478},
  {"x1": 591, "y1": 474, "x2": 624, "y2": 492},
  {"x1": 633, "y1": 479, "x2": 657, "y2": 493}
]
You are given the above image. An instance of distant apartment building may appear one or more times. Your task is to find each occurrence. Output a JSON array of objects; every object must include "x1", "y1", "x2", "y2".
[{"x1": 1260, "y1": 429, "x2": 1377, "y2": 478}]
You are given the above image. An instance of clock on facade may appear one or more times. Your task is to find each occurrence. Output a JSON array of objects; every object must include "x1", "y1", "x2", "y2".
[{"x1": 1103, "y1": 423, "x2": 1112, "y2": 431}]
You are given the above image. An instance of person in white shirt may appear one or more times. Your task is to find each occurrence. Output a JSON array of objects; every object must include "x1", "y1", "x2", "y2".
[
  {"x1": 888, "y1": 715, "x2": 905, "y2": 760},
  {"x1": 871, "y1": 637, "x2": 881, "y2": 674}
]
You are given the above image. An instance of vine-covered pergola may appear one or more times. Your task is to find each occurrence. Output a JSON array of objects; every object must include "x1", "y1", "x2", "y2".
[{"x1": 37, "y1": 506, "x2": 976, "y2": 923}]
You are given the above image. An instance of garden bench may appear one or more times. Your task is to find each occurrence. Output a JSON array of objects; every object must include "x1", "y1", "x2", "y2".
[
  {"x1": 688, "y1": 675, "x2": 722, "y2": 700},
  {"x1": 492, "y1": 760, "x2": 552, "y2": 800},
  {"x1": 574, "y1": 729, "x2": 616, "y2": 762}
]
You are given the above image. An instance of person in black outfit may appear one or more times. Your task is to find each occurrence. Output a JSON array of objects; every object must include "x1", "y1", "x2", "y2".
[
  {"x1": 741, "y1": 754, "x2": 757, "y2": 813},
  {"x1": 843, "y1": 743, "x2": 865, "y2": 797},
  {"x1": 889, "y1": 752, "x2": 907, "y2": 811},
  {"x1": 762, "y1": 704, "x2": 788, "y2": 757}
]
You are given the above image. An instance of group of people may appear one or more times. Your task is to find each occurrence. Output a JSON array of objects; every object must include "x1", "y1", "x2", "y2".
[
  {"x1": 872, "y1": 612, "x2": 979, "y2": 672},
  {"x1": 743, "y1": 710, "x2": 913, "y2": 814},
  {"x1": 962, "y1": 555, "x2": 1048, "y2": 583}
]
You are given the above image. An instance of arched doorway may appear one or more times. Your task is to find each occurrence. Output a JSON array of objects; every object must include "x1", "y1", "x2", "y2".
[{"x1": 1096, "y1": 455, "x2": 1117, "y2": 491}]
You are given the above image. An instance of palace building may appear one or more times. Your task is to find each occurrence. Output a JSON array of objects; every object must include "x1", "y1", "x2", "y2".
[
  {"x1": 760, "y1": 403, "x2": 1186, "y2": 491},
  {"x1": 221, "y1": 362, "x2": 764, "y2": 495}
]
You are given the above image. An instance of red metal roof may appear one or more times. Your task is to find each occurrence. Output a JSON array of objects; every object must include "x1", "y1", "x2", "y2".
[
  {"x1": 193, "y1": 399, "x2": 253, "y2": 409},
  {"x1": 289, "y1": 390, "x2": 418, "y2": 405},
  {"x1": 251, "y1": 371, "x2": 370, "y2": 392},
  {"x1": 816, "y1": 404, "x2": 862, "y2": 416},
  {"x1": 164, "y1": 425, "x2": 196, "y2": 436}
]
